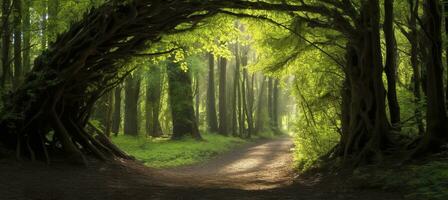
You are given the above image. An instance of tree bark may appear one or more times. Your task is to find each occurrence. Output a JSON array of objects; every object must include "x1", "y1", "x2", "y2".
[
  {"x1": 167, "y1": 59, "x2": 202, "y2": 140},
  {"x1": 194, "y1": 71, "x2": 200, "y2": 126},
  {"x1": 22, "y1": 0, "x2": 31, "y2": 73},
  {"x1": 1, "y1": 0, "x2": 11, "y2": 88},
  {"x1": 339, "y1": 0, "x2": 391, "y2": 163},
  {"x1": 112, "y1": 86, "x2": 122, "y2": 136},
  {"x1": 444, "y1": 2, "x2": 448, "y2": 106},
  {"x1": 241, "y1": 47, "x2": 253, "y2": 137},
  {"x1": 383, "y1": 0, "x2": 401, "y2": 128},
  {"x1": 415, "y1": 0, "x2": 448, "y2": 154},
  {"x1": 255, "y1": 76, "x2": 266, "y2": 134},
  {"x1": 124, "y1": 75, "x2": 140, "y2": 136},
  {"x1": 218, "y1": 56, "x2": 228, "y2": 135},
  {"x1": 272, "y1": 79, "x2": 280, "y2": 133},
  {"x1": 47, "y1": 0, "x2": 59, "y2": 42},
  {"x1": 13, "y1": 0, "x2": 22, "y2": 89},
  {"x1": 267, "y1": 78, "x2": 273, "y2": 128},
  {"x1": 408, "y1": 0, "x2": 425, "y2": 135},
  {"x1": 40, "y1": 0, "x2": 47, "y2": 49},
  {"x1": 206, "y1": 52, "x2": 218, "y2": 133},
  {"x1": 104, "y1": 91, "x2": 114, "y2": 137},
  {"x1": 146, "y1": 66, "x2": 163, "y2": 137},
  {"x1": 232, "y1": 44, "x2": 241, "y2": 136}
]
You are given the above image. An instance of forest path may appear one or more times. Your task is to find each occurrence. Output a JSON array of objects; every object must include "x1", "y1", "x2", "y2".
[
  {"x1": 149, "y1": 137, "x2": 295, "y2": 190},
  {"x1": 0, "y1": 137, "x2": 403, "y2": 200}
]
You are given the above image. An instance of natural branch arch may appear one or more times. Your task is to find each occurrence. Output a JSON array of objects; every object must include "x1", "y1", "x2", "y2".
[{"x1": 0, "y1": 0, "x2": 303, "y2": 164}]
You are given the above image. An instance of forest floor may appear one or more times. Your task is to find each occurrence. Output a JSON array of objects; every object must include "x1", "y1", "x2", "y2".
[{"x1": 0, "y1": 137, "x2": 404, "y2": 200}]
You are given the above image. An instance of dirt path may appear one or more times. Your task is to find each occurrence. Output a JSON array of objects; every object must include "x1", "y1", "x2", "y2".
[
  {"x1": 149, "y1": 137, "x2": 295, "y2": 190},
  {"x1": 0, "y1": 137, "x2": 404, "y2": 200}
]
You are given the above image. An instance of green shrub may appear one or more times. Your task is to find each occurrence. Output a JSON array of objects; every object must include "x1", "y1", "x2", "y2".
[
  {"x1": 112, "y1": 133, "x2": 248, "y2": 168},
  {"x1": 352, "y1": 160, "x2": 448, "y2": 200}
]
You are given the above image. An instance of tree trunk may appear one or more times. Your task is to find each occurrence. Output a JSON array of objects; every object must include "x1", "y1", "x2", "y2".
[
  {"x1": 1, "y1": 0, "x2": 11, "y2": 88},
  {"x1": 40, "y1": 0, "x2": 47, "y2": 49},
  {"x1": 206, "y1": 52, "x2": 218, "y2": 133},
  {"x1": 408, "y1": 0, "x2": 425, "y2": 135},
  {"x1": 445, "y1": 2, "x2": 448, "y2": 106},
  {"x1": 339, "y1": 0, "x2": 391, "y2": 163},
  {"x1": 112, "y1": 86, "x2": 122, "y2": 136},
  {"x1": 13, "y1": 0, "x2": 22, "y2": 89},
  {"x1": 167, "y1": 59, "x2": 202, "y2": 140},
  {"x1": 218, "y1": 56, "x2": 228, "y2": 135},
  {"x1": 232, "y1": 44, "x2": 241, "y2": 136},
  {"x1": 22, "y1": 0, "x2": 31, "y2": 73},
  {"x1": 341, "y1": 75, "x2": 351, "y2": 139},
  {"x1": 124, "y1": 75, "x2": 140, "y2": 136},
  {"x1": 241, "y1": 48, "x2": 253, "y2": 138},
  {"x1": 48, "y1": 0, "x2": 59, "y2": 42},
  {"x1": 146, "y1": 66, "x2": 163, "y2": 137},
  {"x1": 272, "y1": 79, "x2": 280, "y2": 133},
  {"x1": 383, "y1": 0, "x2": 401, "y2": 128},
  {"x1": 415, "y1": 0, "x2": 448, "y2": 154},
  {"x1": 267, "y1": 78, "x2": 273, "y2": 129},
  {"x1": 194, "y1": 71, "x2": 200, "y2": 126},
  {"x1": 104, "y1": 91, "x2": 114, "y2": 137},
  {"x1": 255, "y1": 76, "x2": 266, "y2": 134}
]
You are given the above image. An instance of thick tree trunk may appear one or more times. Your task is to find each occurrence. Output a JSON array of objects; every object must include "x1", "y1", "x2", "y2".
[
  {"x1": 112, "y1": 86, "x2": 122, "y2": 136},
  {"x1": 341, "y1": 76, "x2": 351, "y2": 139},
  {"x1": 124, "y1": 75, "x2": 140, "y2": 136},
  {"x1": 13, "y1": 0, "x2": 22, "y2": 89},
  {"x1": 218, "y1": 56, "x2": 228, "y2": 135},
  {"x1": 383, "y1": 0, "x2": 401, "y2": 128},
  {"x1": 415, "y1": 0, "x2": 448, "y2": 154},
  {"x1": 167, "y1": 59, "x2": 202, "y2": 140},
  {"x1": 206, "y1": 53, "x2": 218, "y2": 133},
  {"x1": 339, "y1": 0, "x2": 391, "y2": 163}
]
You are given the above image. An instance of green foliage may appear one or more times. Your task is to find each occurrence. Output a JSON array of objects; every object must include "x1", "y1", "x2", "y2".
[
  {"x1": 352, "y1": 160, "x2": 448, "y2": 200},
  {"x1": 112, "y1": 133, "x2": 248, "y2": 168}
]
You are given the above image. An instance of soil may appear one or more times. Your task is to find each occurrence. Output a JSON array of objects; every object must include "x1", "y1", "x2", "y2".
[{"x1": 0, "y1": 137, "x2": 403, "y2": 200}]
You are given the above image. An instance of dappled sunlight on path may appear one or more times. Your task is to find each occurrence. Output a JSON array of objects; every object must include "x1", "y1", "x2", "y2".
[{"x1": 150, "y1": 137, "x2": 295, "y2": 190}]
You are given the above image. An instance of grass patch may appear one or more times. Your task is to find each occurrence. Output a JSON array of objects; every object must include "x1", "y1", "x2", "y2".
[
  {"x1": 112, "y1": 133, "x2": 248, "y2": 168},
  {"x1": 352, "y1": 159, "x2": 448, "y2": 200}
]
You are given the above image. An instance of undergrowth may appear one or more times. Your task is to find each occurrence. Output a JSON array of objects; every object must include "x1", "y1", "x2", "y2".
[
  {"x1": 352, "y1": 159, "x2": 448, "y2": 200},
  {"x1": 112, "y1": 133, "x2": 248, "y2": 168}
]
